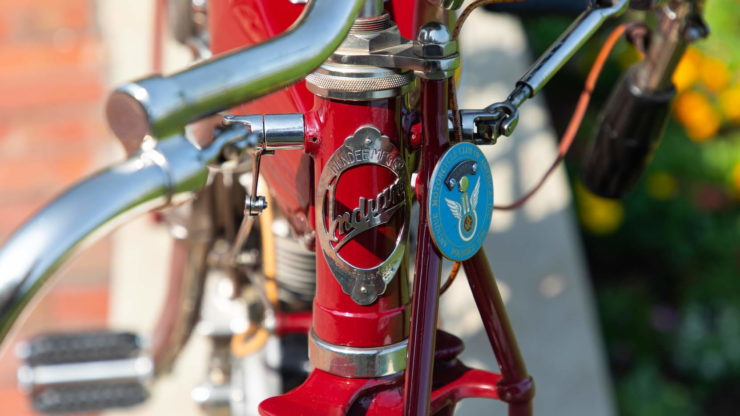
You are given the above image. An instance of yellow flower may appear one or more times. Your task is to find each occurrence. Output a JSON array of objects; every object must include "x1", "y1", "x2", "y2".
[
  {"x1": 576, "y1": 183, "x2": 624, "y2": 235},
  {"x1": 673, "y1": 47, "x2": 701, "y2": 92},
  {"x1": 646, "y1": 171, "x2": 678, "y2": 200},
  {"x1": 719, "y1": 86, "x2": 740, "y2": 123},
  {"x1": 673, "y1": 90, "x2": 721, "y2": 142},
  {"x1": 699, "y1": 56, "x2": 731, "y2": 93}
]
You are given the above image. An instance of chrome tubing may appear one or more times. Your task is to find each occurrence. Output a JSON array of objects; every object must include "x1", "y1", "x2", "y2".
[
  {"x1": 359, "y1": 0, "x2": 385, "y2": 18},
  {"x1": 517, "y1": 0, "x2": 629, "y2": 96},
  {"x1": 0, "y1": 127, "x2": 249, "y2": 346},
  {"x1": 106, "y1": 0, "x2": 365, "y2": 146},
  {"x1": 18, "y1": 357, "x2": 153, "y2": 392},
  {"x1": 633, "y1": 1, "x2": 700, "y2": 92}
]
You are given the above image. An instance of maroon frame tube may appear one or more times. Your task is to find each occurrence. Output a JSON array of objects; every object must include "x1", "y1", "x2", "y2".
[
  {"x1": 463, "y1": 250, "x2": 535, "y2": 416},
  {"x1": 403, "y1": 79, "x2": 450, "y2": 416}
]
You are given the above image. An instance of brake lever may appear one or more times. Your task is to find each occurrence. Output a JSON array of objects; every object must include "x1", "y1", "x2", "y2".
[{"x1": 456, "y1": 0, "x2": 629, "y2": 143}]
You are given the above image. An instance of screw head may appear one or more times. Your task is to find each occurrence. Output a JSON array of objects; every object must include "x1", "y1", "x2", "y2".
[{"x1": 246, "y1": 195, "x2": 268, "y2": 216}]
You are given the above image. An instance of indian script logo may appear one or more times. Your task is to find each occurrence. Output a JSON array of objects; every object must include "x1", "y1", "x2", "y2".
[{"x1": 316, "y1": 126, "x2": 408, "y2": 305}]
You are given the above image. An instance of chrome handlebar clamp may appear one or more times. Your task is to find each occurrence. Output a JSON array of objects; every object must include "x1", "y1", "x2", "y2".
[
  {"x1": 322, "y1": 18, "x2": 460, "y2": 82},
  {"x1": 222, "y1": 114, "x2": 305, "y2": 218}
]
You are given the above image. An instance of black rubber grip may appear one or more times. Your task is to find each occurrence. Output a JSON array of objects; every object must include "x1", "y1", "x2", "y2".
[{"x1": 582, "y1": 69, "x2": 675, "y2": 198}]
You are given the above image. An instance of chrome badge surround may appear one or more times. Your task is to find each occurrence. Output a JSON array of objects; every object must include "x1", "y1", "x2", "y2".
[
  {"x1": 428, "y1": 142, "x2": 494, "y2": 261},
  {"x1": 317, "y1": 126, "x2": 408, "y2": 305}
]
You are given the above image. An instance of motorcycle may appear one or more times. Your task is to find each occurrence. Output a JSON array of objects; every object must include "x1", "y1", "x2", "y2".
[{"x1": 0, "y1": 0, "x2": 706, "y2": 414}]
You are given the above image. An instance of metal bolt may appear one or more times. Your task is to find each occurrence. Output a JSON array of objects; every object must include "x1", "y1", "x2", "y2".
[
  {"x1": 415, "y1": 22, "x2": 457, "y2": 58},
  {"x1": 246, "y1": 195, "x2": 268, "y2": 216},
  {"x1": 501, "y1": 114, "x2": 519, "y2": 137}
]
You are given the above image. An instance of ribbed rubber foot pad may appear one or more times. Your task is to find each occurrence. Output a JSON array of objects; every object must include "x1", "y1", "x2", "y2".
[
  {"x1": 19, "y1": 331, "x2": 150, "y2": 414},
  {"x1": 21, "y1": 331, "x2": 141, "y2": 366},
  {"x1": 32, "y1": 383, "x2": 148, "y2": 414}
]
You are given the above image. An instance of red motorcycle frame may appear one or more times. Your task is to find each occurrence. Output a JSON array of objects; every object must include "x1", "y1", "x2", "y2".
[{"x1": 213, "y1": 1, "x2": 532, "y2": 415}]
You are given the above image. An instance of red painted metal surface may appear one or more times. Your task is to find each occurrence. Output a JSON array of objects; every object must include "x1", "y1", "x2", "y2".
[
  {"x1": 208, "y1": 0, "x2": 420, "y2": 239},
  {"x1": 403, "y1": 79, "x2": 449, "y2": 416},
  {"x1": 274, "y1": 311, "x2": 312, "y2": 336},
  {"x1": 208, "y1": 0, "x2": 426, "y2": 240},
  {"x1": 260, "y1": 331, "x2": 503, "y2": 416},
  {"x1": 463, "y1": 250, "x2": 535, "y2": 415},
  {"x1": 306, "y1": 97, "x2": 410, "y2": 347},
  {"x1": 209, "y1": 0, "x2": 315, "y2": 238}
]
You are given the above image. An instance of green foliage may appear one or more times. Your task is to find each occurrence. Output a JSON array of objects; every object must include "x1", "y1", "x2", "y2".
[{"x1": 519, "y1": 3, "x2": 740, "y2": 414}]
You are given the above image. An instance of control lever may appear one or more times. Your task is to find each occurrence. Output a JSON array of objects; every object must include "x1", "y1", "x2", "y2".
[
  {"x1": 456, "y1": 0, "x2": 629, "y2": 144},
  {"x1": 221, "y1": 114, "x2": 305, "y2": 259}
]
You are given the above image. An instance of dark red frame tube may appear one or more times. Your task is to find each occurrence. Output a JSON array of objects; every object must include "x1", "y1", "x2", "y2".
[
  {"x1": 403, "y1": 79, "x2": 450, "y2": 416},
  {"x1": 463, "y1": 250, "x2": 535, "y2": 416}
]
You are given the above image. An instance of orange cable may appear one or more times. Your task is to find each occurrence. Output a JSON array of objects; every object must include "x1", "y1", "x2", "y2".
[
  {"x1": 493, "y1": 23, "x2": 627, "y2": 210},
  {"x1": 443, "y1": 15, "x2": 626, "y2": 291},
  {"x1": 443, "y1": 0, "x2": 526, "y2": 292}
]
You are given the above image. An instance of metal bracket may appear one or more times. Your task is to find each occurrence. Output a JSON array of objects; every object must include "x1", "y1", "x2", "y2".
[
  {"x1": 454, "y1": 84, "x2": 529, "y2": 144},
  {"x1": 327, "y1": 21, "x2": 459, "y2": 80},
  {"x1": 331, "y1": 42, "x2": 459, "y2": 80},
  {"x1": 221, "y1": 113, "x2": 305, "y2": 261},
  {"x1": 222, "y1": 114, "x2": 304, "y2": 216}
]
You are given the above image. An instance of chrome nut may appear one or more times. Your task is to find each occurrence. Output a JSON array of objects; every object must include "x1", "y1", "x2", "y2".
[
  {"x1": 413, "y1": 40, "x2": 458, "y2": 58},
  {"x1": 414, "y1": 22, "x2": 457, "y2": 58},
  {"x1": 337, "y1": 26, "x2": 403, "y2": 54}
]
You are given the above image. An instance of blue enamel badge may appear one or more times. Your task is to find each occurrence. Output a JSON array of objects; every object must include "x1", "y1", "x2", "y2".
[{"x1": 428, "y1": 142, "x2": 493, "y2": 261}]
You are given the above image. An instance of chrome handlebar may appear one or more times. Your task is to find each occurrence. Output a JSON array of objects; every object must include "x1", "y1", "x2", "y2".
[
  {"x1": 0, "y1": 127, "x2": 249, "y2": 347},
  {"x1": 106, "y1": 0, "x2": 366, "y2": 149},
  {"x1": 517, "y1": 0, "x2": 629, "y2": 97}
]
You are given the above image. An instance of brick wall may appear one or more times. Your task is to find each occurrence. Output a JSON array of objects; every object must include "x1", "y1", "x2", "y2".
[{"x1": 0, "y1": 0, "x2": 114, "y2": 414}]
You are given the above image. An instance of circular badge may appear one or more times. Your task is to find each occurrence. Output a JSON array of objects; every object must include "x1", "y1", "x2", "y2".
[{"x1": 428, "y1": 142, "x2": 493, "y2": 261}]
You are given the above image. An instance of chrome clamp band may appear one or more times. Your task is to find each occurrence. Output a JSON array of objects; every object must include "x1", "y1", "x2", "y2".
[{"x1": 308, "y1": 330, "x2": 407, "y2": 378}]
